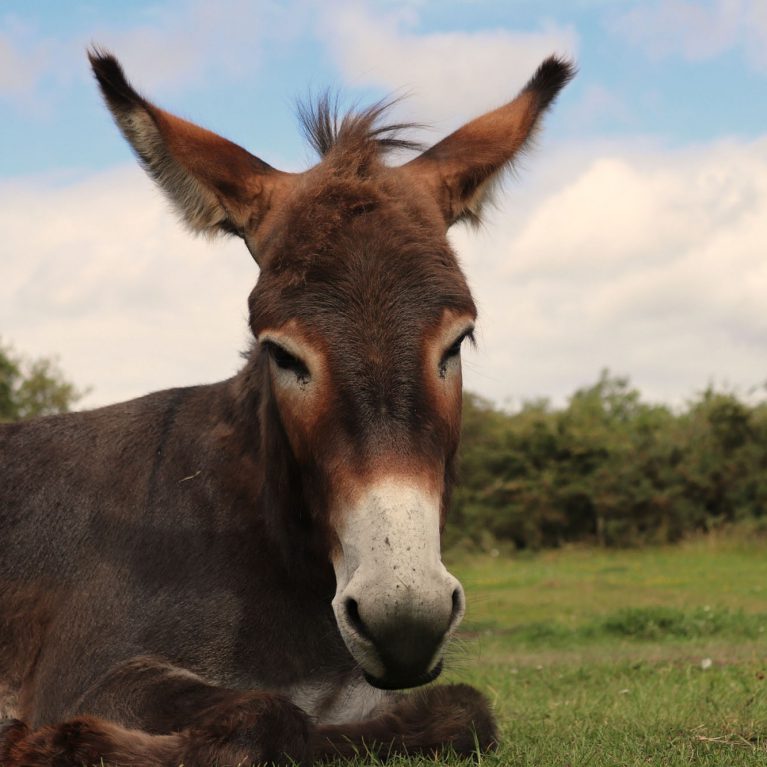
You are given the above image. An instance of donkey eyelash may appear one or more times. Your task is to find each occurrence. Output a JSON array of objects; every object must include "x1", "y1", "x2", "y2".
[
  {"x1": 263, "y1": 341, "x2": 311, "y2": 383},
  {"x1": 438, "y1": 328, "x2": 475, "y2": 378},
  {"x1": 441, "y1": 328, "x2": 475, "y2": 363}
]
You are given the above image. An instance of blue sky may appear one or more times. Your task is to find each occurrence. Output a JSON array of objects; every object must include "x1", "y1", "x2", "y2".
[
  {"x1": 1, "y1": 0, "x2": 766, "y2": 407},
  {"x1": 4, "y1": 0, "x2": 766, "y2": 176}
]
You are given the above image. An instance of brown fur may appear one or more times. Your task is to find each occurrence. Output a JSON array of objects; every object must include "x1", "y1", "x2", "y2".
[
  {"x1": 0, "y1": 49, "x2": 573, "y2": 765},
  {"x1": 314, "y1": 684, "x2": 498, "y2": 761}
]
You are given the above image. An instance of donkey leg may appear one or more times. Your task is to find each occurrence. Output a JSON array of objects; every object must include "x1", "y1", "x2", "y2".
[
  {"x1": 1, "y1": 699, "x2": 309, "y2": 767},
  {"x1": 87, "y1": 655, "x2": 313, "y2": 765},
  {"x1": 0, "y1": 716, "x2": 182, "y2": 767},
  {"x1": 313, "y1": 683, "x2": 498, "y2": 762},
  {"x1": 178, "y1": 690, "x2": 311, "y2": 767},
  {"x1": 1, "y1": 656, "x2": 312, "y2": 766}
]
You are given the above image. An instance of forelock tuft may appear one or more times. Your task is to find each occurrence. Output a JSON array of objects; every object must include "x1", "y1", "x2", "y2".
[{"x1": 297, "y1": 93, "x2": 424, "y2": 162}]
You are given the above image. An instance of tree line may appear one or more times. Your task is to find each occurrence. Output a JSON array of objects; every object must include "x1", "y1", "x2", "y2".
[{"x1": 449, "y1": 371, "x2": 767, "y2": 550}]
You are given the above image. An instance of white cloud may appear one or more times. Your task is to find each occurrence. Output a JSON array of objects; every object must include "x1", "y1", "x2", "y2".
[
  {"x1": 0, "y1": 15, "x2": 67, "y2": 111},
  {"x1": 89, "y1": 0, "x2": 301, "y2": 93},
  {"x1": 0, "y1": 167, "x2": 257, "y2": 407},
  {"x1": 609, "y1": 0, "x2": 767, "y2": 73},
  {"x1": 0, "y1": 31, "x2": 46, "y2": 94},
  {"x1": 744, "y1": 1, "x2": 767, "y2": 70},
  {"x1": 323, "y1": 4, "x2": 578, "y2": 131},
  {"x1": 0, "y1": 0, "x2": 301, "y2": 105},
  {"x1": 2, "y1": 134, "x2": 765, "y2": 411},
  {"x1": 454, "y1": 135, "x2": 767, "y2": 406}
]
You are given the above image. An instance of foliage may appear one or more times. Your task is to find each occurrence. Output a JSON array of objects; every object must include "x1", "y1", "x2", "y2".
[
  {"x1": 0, "y1": 338, "x2": 85, "y2": 421},
  {"x1": 449, "y1": 371, "x2": 767, "y2": 550}
]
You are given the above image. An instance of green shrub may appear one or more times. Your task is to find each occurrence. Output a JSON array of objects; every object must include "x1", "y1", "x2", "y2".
[{"x1": 451, "y1": 372, "x2": 767, "y2": 549}]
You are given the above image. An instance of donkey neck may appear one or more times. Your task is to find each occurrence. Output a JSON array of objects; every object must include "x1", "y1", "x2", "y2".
[{"x1": 229, "y1": 352, "x2": 335, "y2": 595}]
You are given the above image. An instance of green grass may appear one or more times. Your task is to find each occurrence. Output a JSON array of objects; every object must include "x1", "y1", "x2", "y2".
[{"x1": 333, "y1": 530, "x2": 767, "y2": 765}]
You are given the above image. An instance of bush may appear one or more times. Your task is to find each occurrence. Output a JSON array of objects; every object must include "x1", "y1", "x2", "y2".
[
  {"x1": 0, "y1": 339, "x2": 85, "y2": 421},
  {"x1": 451, "y1": 371, "x2": 767, "y2": 549}
]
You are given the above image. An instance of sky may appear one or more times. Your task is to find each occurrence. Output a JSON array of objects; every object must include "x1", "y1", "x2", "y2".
[{"x1": 1, "y1": 0, "x2": 766, "y2": 410}]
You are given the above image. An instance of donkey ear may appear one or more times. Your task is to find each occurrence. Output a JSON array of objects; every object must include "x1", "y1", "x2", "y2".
[
  {"x1": 405, "y1": 56, "x2": 575, "y2": 227},
  {"x1": 89, "y1": 49, "x2": 290, "y2": 262}
]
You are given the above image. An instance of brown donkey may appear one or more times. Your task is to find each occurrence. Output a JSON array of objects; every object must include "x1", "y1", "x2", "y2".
[{"x1": 0, "y1": 51, "x2": 573, "y2": 766}]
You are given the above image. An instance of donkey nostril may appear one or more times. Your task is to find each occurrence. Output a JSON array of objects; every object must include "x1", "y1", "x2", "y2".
[
  {"x1": 345, "y1": 598, "x2": 373, "y2": 642},
  {"x1": 450, "y1": 587, "x2": 464, "y2": 625}
]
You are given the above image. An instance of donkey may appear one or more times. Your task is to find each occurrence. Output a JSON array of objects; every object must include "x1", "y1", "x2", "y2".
[{"x1": 0, "y1": 51, "x2": 573, "y2": 766}]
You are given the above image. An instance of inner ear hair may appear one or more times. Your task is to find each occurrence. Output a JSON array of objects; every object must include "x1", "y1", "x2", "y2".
[
  {"x1": 88, "y1": 48, "x2": 290, "y2": 256},
  {"x1": 405, "y1": 56, "x2": 576, "y2": 227}
]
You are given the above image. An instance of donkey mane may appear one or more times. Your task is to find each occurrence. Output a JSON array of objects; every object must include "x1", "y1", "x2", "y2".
[{"x1": 296, "y1": 93, "x2": 423, "y2": 162}]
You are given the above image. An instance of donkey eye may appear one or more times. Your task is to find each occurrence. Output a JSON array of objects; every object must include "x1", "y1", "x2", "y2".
[
  {"x1": 444, "y1": 338, "x2": 464, "y2": 360},
  {"x1": 264, "y1": 342, "x2": 310, "y2": 384},
  {"x1": 438, "y1": 328, "x2": 474, "y2": 378}
]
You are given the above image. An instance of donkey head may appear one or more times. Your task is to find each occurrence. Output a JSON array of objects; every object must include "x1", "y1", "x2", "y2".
[{"x1": 91, "y1": 51, "x2": 573, "y2": 689}]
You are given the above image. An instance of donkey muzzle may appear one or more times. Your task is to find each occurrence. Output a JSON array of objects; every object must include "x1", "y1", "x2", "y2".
[{"x1": 331, "y1": 480, "x2": 465, "y2": 688}]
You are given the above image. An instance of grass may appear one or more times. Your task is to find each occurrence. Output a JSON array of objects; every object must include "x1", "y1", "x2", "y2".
[{"x1": 331, "y1": 529, "x2": 767, "y2": 765}]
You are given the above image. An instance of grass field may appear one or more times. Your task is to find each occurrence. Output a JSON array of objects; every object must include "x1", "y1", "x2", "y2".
[{"x1": 339, "y1": 530, "x2": 767, "y2": 766}]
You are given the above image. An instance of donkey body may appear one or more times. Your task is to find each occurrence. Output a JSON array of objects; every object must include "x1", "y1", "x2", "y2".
[{"x1": 0, "y1": 52, "x2": 572, "y2": 765}]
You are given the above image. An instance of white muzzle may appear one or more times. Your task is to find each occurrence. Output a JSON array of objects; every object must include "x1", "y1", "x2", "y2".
[{"x1": 331, "y1": 479, "x2": 465, "y2": 688}]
